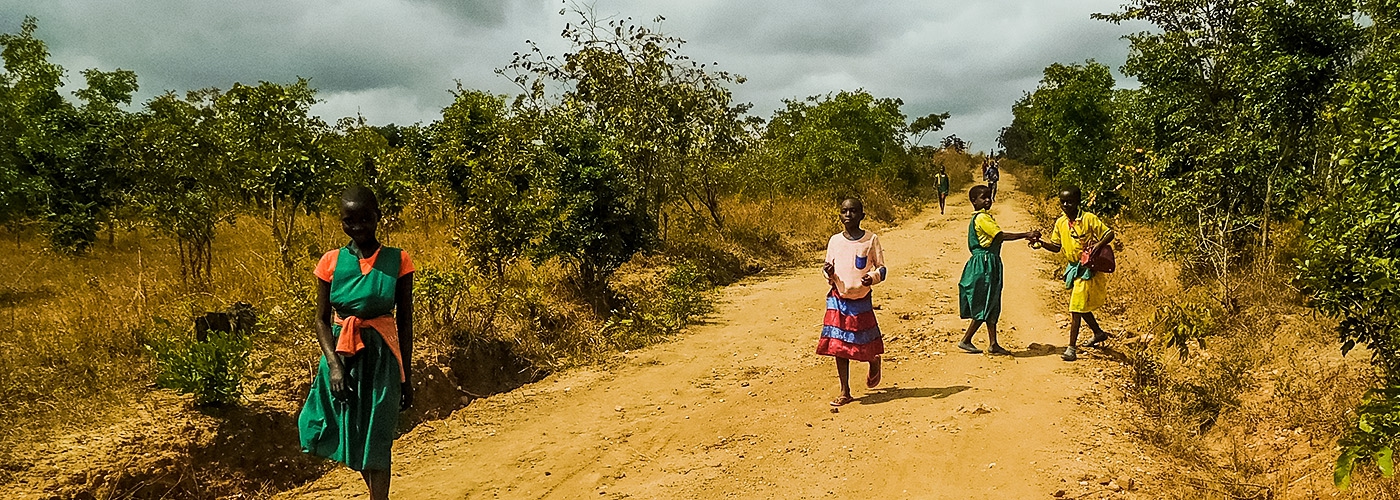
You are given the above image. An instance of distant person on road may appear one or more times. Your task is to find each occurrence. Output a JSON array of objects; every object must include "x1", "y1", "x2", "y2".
[
  {"x1": 957, "y1": 185, "x2": 1040, "y2": 355},
  {"x1": 985, "y1": 159, "x2": 1000, "y2": 202},
  {"x1": 819, "y1": 198, "x2": 888, "y2": 406},
  {"x1": 299, "y1": 186, "x2": 416, "y2": 500},
  {"x1": 1030, "y1": 186, "x2": 1113, "y2": 362},
  {"x1": 935, "y1": 165, "x2": 951, "y2": 214}
]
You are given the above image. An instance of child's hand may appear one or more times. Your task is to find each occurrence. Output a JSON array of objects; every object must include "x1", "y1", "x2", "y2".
[
  {"x1": 822, "y1": 262, "x2": 835, "y2": 278},
  {"x1": 329, "y1": 361, "x2": 351, "y2": 401},
  {"x1": 860, "y1": 274, "x2": 874, "y2": 286}
]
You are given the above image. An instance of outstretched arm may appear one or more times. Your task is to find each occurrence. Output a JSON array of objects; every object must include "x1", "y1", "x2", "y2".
[{"x1": 997, "y1": 230, "x2": 1040, "y2": 243}]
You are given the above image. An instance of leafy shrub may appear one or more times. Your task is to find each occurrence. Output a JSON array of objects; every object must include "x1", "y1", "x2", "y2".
[
  {"x1": 146, "y1": 323, "x2": 251, "y2": 406},
  {"x1": 1150, "y1": 298, "x2": 1218, "y2": 361},
  {"x1": 604, "y1": 262, "x2": 712, "y2": 350},
  {"x1": 1336, "y1": 387, "x2": 1400, "y2": 489}
]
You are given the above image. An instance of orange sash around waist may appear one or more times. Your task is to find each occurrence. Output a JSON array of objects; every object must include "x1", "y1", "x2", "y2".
[{"x1": 333, "y1": 313, "x2": 405, "y2": 382}]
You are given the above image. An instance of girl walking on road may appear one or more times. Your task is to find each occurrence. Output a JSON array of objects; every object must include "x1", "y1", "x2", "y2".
[
  {"x1": 299, "y1": 186, "x2": 415, "y2": 500},
  {"x1": 819, "y1": 198, "x2": 888, "y2": 407},
  {"x1": 1032, "y1": 186, "x2": 1114, "y2": 361},
  {"x1": 935, "y1": 165, "x2": 951, "y2": 214},
  {"x1": 957, "y1": 185, "x2": 1039, "y2": 355}
]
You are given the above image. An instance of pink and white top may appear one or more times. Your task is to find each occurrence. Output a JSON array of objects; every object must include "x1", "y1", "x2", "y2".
[{"x1": 824, "y1": 231, "x2": 887, "y2": 299}]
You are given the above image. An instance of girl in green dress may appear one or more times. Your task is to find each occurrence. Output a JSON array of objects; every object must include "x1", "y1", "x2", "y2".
[
  {"x1": 299, "y1": 186, "x2": 415, "y2": 500},
  {"x1": 957, "y1": 185, "x2": 1038, "y2": 355},
  {"x1": 935, "y1": 165, "x2": 951, "y2": 214}
]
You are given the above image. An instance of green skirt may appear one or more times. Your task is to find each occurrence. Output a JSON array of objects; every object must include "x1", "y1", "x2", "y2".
[
  {"x1": 958, "y1": 251, "x2": 1004, "y2": 322},
  {"x1": 298, "y1": 328, "x2": 401, "y2": 471}
]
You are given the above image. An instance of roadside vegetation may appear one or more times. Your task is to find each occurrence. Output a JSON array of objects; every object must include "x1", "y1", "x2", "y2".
[
  {"x1": 1001, "y1": 1, "x2": 1400, "y2": 496},
  {"x1": 0, "y1": 10, "x2": 975, "y2": 498}
]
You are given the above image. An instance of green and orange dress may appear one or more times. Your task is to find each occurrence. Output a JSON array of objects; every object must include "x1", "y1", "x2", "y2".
[{"x1": 298, "y1": 243, "x2": 414, "y2": 472}]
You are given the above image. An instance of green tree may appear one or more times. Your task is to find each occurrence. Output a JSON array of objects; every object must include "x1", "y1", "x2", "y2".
[
  {"x1": 529, "y1": 107, "x2": 651, "y2": 301},
  {"x1": 763, "y1": 89, "x2": 910, "y2": 193},
  {"x1": 213, "y1": 78, "x2": 331, "y2": 273},
  {"x1": 0, "y1": 17, "x2": 138, "y2": 253},
  {"x1": 119, "y1": 90, "x2": 229, "y2": 287},
  {"x1": 502, "y1": 8, "x2": 750, "y2": 230},
  {"x1": 429, "y1": 88, "x2": 541, "y2": 281},
  {"x1": 1297, "y1": 1, "x2": 1400, "y2": 486},
  {"x1": 1008, "y1": 61, "x2": 1121, "y2": 211},
  {"x1": 1097, "y1": 0, "x2": 1362, "y2": 291}
]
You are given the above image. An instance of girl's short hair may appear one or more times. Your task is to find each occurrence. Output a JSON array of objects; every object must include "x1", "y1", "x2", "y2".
[
  {"x1": 341, "y1": 186, "x2": 381, "y2": 212},
  {"x1": 969, "y1": 185, "x2": 991, "y2": 199}
]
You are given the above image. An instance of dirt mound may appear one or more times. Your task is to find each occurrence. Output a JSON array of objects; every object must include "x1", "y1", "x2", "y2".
[
  {"x1": 5, "y1": 392, "x2": 327, "y2": 499},
  {"x1": 4, "y1": 340, "x2": 544, "y2": 499}
]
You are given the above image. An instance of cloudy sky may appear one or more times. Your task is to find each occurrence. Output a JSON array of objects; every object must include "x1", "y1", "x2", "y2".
[{"x1": 1, "y1": 0, "x2": 1145, "y2": 151}]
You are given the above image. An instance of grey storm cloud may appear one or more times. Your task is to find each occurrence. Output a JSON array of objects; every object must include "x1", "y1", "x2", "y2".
[{"x1": 0, "y1": 0, "x2": 1144, "y2": 149}]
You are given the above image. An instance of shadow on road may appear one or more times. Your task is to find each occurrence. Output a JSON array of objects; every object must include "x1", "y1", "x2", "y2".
[
  {"x1": 1011, "y1": 342, "x2": 1063, "y2": 358},
  {"x1": 858, "y1": 385, "x2": 971, "y2": 405}
]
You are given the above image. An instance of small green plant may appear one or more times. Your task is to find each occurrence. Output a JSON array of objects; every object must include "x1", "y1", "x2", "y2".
[
  {"x1": 1336, "y1": 387, "x2": 1400, "y2": 489},
  {"x1": 603, "y1": 262, "x2": 713, "y2": 350},
  {"x1": 146, "y1": 321, "x2": 252, "y2": 406},
  {"x1": 1150, "y1": 299, "x2": 1217, "y2": 361}
]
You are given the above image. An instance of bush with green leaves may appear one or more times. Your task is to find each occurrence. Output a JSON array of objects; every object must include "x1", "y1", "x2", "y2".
[
  {"x1": 603, "y1": 262, "x2": 712, "y2": 350},
  {"x1": 1335, "y1": 387, "x2": 1400, "y2": 489},
  {"x1": 1296, "y1": 4, "x2": 1400, "y2": 487},
  {"x1": 145, "y1": 323, "x2": 252, "y2": 406}
]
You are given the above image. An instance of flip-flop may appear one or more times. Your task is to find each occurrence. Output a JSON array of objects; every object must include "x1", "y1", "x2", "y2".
[
  {"x1": 830, "y1": 395, "x2": 855, "y2": 407},
  {"x1": 957, "y1": 341, "x2": 983, "y2": 354},
  {"x1": 1086, "y1": 332, "x2": 1110, "y2": 348},
  {"x1": 988, "y1": 344, "x2": 1013, "y2": 356},
  {"x1": 866, "y1": 357, "x2": 882, "y2": 388}
]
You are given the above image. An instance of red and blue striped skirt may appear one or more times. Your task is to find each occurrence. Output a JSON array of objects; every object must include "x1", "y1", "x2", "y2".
[{"x1": 816, "y1": 289, "x2": 884, "y2": 362}]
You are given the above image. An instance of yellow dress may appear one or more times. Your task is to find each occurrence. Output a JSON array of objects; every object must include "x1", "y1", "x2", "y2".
[{"x1": 1049, "y1": 212, "x2": 1111, "y2": 313}]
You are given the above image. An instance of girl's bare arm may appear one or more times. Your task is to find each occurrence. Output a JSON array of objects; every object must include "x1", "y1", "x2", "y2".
[
  {"x1": 396, "y1": 272, "x2": 415, "y2": 411},
  {"x1": 314, "y1": 279, "x2": 349, "y2": 399}
]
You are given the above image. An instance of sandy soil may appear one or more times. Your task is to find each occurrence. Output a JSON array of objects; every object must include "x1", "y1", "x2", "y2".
[{"x1": 279, "y1": 172, "x2": 1159, "y2": 500}]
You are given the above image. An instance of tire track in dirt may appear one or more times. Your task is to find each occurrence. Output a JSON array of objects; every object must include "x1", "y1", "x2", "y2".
[{"x1": 280, "y1": 171, "x2": 1153, "y2": 499}]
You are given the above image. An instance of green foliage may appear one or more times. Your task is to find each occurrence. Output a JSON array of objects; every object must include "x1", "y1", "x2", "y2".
[
  {"x1": 0, "y1": 17, "x2": 138, "y2": 253},
  {"x1": 1336, "y1": 387, "x2": 1400, "y2": 489},
  {"x1": 119, "y1": 90, "x2": 228, "y2": 286},
  {"x1": 214, "y1": 78, "x2": 330, "y2": 271},
  {"x1": 1005, "y1": 60, "x2": 1121, "y2": 212},
  {"x1": 603, "y1": 262, "x2": 712, "y2": 350},
  {"x1": 1149, "y1": 298, "x2": 1217, "y2": 361},
  {"x1": 763, "y1": 89, "x2": 911, "y2": 193},
  {"x1": 529, "y1": 108, "x2": 654, "y2": 295},
  {"x1": 431, "y1": 89, "x2": 550, "y2": 279},
  {"x1": 1097, "y1": 0, "x2": 1362, "y2": 284},
  {"x1": 909, "y1": 112, "x2": 951, "y2": 146},
  {"x1": 145, "y1": 325, "x2": 252, "y2": 406},
  {"x1": 504, "y1": 8, "x2": 751, "y2": 229},
  {"x1": 1298, "y1": 5, "x2": 1400, "y2": 382}
]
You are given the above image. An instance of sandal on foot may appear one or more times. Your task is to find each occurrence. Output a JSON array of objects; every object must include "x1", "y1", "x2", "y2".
[
  {"x1": 866, "y1": 357, "x2": 882, "y2": 388},
  {"x1": 1061, "y1": 346, "x2": 1078, "y2": 362},
  {"x1": 988, "y1": 344, "x2": 1013, "y2": 356},
  {"x1": 957, "y1": 341, "x2": 983, "y2": 354},
  {"x1": 1087, "y1": 332, "x2": 1110, "y2": 347},
  {"x1": 830, "y1": 395, "x2": 855, "y2": 407}
]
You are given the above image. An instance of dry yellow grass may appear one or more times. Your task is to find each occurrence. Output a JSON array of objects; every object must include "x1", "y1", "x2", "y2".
[{"x1": 0, "y1": 166, "x2": 959, "y2": 457}]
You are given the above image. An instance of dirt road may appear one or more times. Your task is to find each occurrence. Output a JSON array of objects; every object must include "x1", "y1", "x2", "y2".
[{"x1": 281, "y1": 172, "x2": 1152, "y2": 499}]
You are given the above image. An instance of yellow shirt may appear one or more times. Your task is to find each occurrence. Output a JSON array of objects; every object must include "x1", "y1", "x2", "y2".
[
  {"x1": 973, "y1": 210, "x2": 1001, "y2": 248},
  {"x1": 1049, "y1": 211, "x2": 1110, "y2": 263}
]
